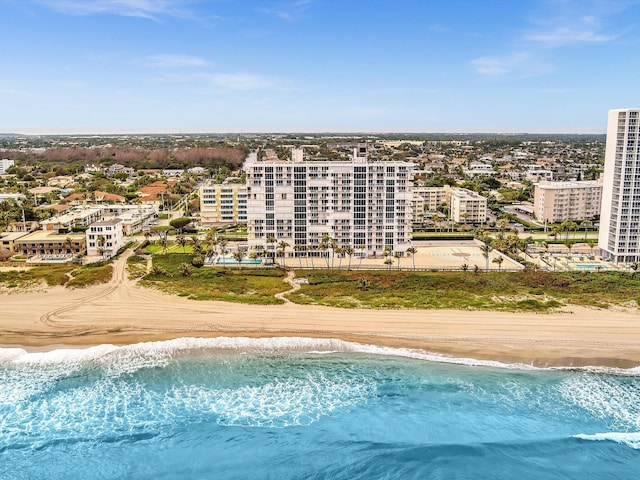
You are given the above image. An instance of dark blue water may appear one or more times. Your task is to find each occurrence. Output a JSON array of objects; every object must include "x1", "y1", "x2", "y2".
[{"x1": 1, "y1": 338, "x2": 639, "y2": 479}]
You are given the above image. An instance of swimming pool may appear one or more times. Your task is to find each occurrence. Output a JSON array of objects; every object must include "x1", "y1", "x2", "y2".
[
  {"x1": 215, "y1": 257, "x2": 263, "y2": 265},
  {"x1": 576, "y1": 264, "x2": 601, "y2": 270}
]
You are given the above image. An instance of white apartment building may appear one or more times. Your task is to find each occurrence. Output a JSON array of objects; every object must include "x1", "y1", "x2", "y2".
[
  {"x1": 463, "y1": 163, "x2": 497, "y2": 178},
  {"x1": 449, "y1": 188, "x2": 487, "y2": 223},
  {"x1": 86, "y1": 218, "x2": 124, "y2": 259},
  {"x1": 534, "y1": 181, "x2": 602, "y2": 223},
  {"x1": 599, "y1": 108, "x2": 640, "y2": 263},
  {"x1": 102, "y1": 204, "x2": 158, "y2": 234},
  {"x1": 246, "y1": 147, "x2": 414, "y2": 255},
  {"x1": 0, "y1": 158, "x2": 15, "y2": 174},
  {"x1": 199, "y1": 182, "x2": 248, "y2": 226}
]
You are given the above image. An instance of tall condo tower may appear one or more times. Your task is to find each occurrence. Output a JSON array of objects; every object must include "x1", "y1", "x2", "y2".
[
  {"x1": 599, "y1": 108, "x2": 640, "y2": 263},
  {"x1": 245, "y1": 146, "x2": 414, "y2": 256}
]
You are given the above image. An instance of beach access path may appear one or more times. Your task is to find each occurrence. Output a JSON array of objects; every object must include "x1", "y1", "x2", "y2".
[{"x1": 1, "y1": 250, "x2": 640, "y2": 368}]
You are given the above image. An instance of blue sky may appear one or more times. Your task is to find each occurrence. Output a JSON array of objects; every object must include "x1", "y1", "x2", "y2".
[{"x1": 1, "y1": 0, "x2": 639, "y2": 134}]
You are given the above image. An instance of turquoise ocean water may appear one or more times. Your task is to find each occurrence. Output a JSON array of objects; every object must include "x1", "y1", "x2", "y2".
[{"x1": 1, "y1": 337, "x2": 639, "y2": 479}]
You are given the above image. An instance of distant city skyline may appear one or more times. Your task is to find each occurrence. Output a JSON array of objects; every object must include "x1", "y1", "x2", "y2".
[{"x1": 1, "y1": 0, "x2": 640, "y2": 134}]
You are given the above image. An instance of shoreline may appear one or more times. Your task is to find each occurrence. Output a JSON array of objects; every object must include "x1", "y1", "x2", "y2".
[
  {"x1": 2, "y1": 252, "x2": 640, "y2": 369},
  {"x1": 2, "y1": 285, "x2": 640, "y2": 368},
  {"x1": 3, "y1": 331, "x2": 640, "y2": 370}
]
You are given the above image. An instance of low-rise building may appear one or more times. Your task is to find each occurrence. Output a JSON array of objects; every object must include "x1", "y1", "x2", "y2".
[
  {"x1": 0, "y1": 232, "x2": 29, "y2": 253},
  {"x1": 102, "y1": 204, "x2": 158, "y2": 234},
  {"x1": 40, "y1": 206, "x2": 105, "y2": 232},
  {"x1": 412, "y1": 186, "x2": 450, "y2": 222},
  {"x1": 15, "y1": 231, "x2": 86, "y2": 257},
  {"x1": 534, "y1": 180, "x2": 602, "y2": 223},
  {"x1": 199, "y1": 182, "x2": 248, "y2": 226},
  {"x1": 0, "y1": 193, "x2": 26, "y2": 203},
  {"x1": 86, "y1": 218, "x2": 124, "y2": 258},
  {"x1": 449, "y1": 187, "x2": 487, "y2": 223},
  {"x1": 47, "y1": 176, "x2": 74, "y2": 187}
]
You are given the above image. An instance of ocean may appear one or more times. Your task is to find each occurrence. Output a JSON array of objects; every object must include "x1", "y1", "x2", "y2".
[{"x1": 1, "y1": 337, "x2": 639, "y2": 479}]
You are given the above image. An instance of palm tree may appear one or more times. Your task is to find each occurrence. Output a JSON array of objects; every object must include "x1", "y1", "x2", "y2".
[
  {"x1": 561, "y1": 220, "x2": 577, "y2": 241},
  {"x1": 492, "y1": 256, "x2": 504, "y2": 272},
  {"x1": 232, "y1": 249, "x2": 246, "y2": 269},
  {"x1": 319, "y1": 234, "x2": 333, "y2": 269},
  {"x1": 384, "y1": 258, "x2": 393, "y2": 271},
  {"x1": 357, "y1": 244, "x2": 366, "y2": 268},
  {"x1": 580, "y1": 220, "x2": 593, "y2": 240},
  {"x1": 65, "y1": 236, "x2": 73, "y2": 255},
  {"x1": 218, "y1": 238, "x2": 228, "y2": 268},
  {"x1": 160, "y1": 236, "x2": 168, "y2": 254},
  {"x1": 461, "y1": 263, "x2": 469, "y2": 272},
  {"x1": 521, "y1": 236, "x2": 534, "y2": 260},
  {"x1": 277, "y1": 240, "x2": 290, "y2": 267},
  {"x1": 97, "y1": 235, "x2": 107, "y2": 258},
  {"x1": 335, "y1": 246, "x2": 344, "y2": 269},
  {"x1": 432, "y1": 213, "x2": 443, "y2": 232},
  {"x1": 267, "y1": 235, "x2": 277, "y2": 259},
  {"x1": 345, "y1": 246, "x2": 355, "y2": 270},
  {"x1": 394, "y1": 251, "x2": 401, "y2": 270},
  {"x1": 565, "y1": 240, "x2": 575, "y2": 258},
  {"x1": 406, "y1": 246, "x2": 417, "y2": 270},
  {"x1": 496, "y1": 218, "x2": 510, "y2": 238},
  {"x1": 550, "y1": 226, "x2": 560, "y2": 241},
  {"x1": 176, "y1": 234, "x2": 187, "y2": 253},
  {"x1": 586, "y1": 238, "x2": 596, "y2": 258},
  {"x1": 480, "y1": 242, "x2": 493, "y2": 272}
]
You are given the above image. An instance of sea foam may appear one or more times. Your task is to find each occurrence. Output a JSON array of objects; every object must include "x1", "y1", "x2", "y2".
[
  {"x1": 0, "y1": 337, "x2": 538, "y2": 372},
  {"x1": 574, "y1": 432, "x2": 640, "y2": 449},
  {"x1": 2, "y1": 336, "x2": 640, "y2": 376}
]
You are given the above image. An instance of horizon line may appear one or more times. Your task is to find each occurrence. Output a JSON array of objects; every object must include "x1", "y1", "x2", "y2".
[{"x1": 0, "y1": 130, "x2": 607, "y2": 137}]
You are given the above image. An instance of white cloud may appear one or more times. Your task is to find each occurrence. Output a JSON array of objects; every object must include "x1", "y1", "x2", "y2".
[
  {"x1": 36, "y1": 0, "x2": 197, "y2": 20},
  {"x1": 202, "y1": 73, "x2": 272, "y2": 91},
  {"x1": 526, "y1": 16, "x2": 617, "y2": 46},
  {"x1": 471, "y1": 52, "x2": 552, "y2": 78},
  {"x1": 142, "y1": 54, "x2": 209, "y2": 68},
  {"x1": 156, "y1": 72, "x2": 273, "y2": 91}
]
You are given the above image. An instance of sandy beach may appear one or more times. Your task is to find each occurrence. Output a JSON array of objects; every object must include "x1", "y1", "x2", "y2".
[{"x1": 1, "y1": 252, "x2": 640, "y2": 368}]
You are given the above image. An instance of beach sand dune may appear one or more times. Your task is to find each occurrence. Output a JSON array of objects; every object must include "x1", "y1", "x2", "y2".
[{"x1": 2, "y1": 251, "x2": 640, "y2": 368}]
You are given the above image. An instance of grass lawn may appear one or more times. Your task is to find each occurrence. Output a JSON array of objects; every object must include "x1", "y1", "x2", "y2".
[
  {"x1": 0, "y1": 263, "x2": 113, "y2": 290},
  {"x1": 145, "y1": 244, "x2": 195, "y2": 254},
  {"x1": 285, "y1": 269, "x2": 640, "y2": 312},
  {"x1": 66, "y1": 264, "x2": 113, "y2": 288},
  {"x1": 140, "y1": 253, "x2": 288, "y2": 304},
  {"x1": 126, "y1": 255, "x2": 148, "y2": 280}
]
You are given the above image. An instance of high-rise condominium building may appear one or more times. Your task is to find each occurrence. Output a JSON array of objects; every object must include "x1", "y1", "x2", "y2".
[
  {"x1": 599, "y1": 108, "x2": 640, "y2": 263},
  {"x1": 246, "y1": 147, "x2": 413, "y2": 255}
]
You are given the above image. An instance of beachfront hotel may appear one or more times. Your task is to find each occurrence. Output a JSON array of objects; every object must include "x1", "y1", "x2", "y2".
[
  {"x1": 246, "y1": 146, "x2": 414, "y2": 255},
  {"x1": 534, "y1": 180, "x2": 602, "y2": 223},
  {"x1": 599, "y1": 108, "x2": 640, "y2": 263},
  {"x1": 199, "y1": 182, "x2": 248, "y2": 227}
]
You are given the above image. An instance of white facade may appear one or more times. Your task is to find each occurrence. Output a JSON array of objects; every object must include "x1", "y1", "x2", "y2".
[
  {"x1": 412, "y1": 186, "x2": 450, "y2": 222},
  {"x1": 0, "y1": 158, "x2": 15, "y2": 174},
  {"x1": 599, "y1": 108, "x2": 640, "y2": 263},
  {"x1": 534, "y1": 181, "x2": 602, "y2": 223},
  {"x1": 449, "y1": 188, "x2": 487, "y2": 223},
  {"x1": 199, "y1": 183, "x2": 248, "y2": 226},
  {"x1": 86, "y1": 218, "x2": 124, "y2": 259},
  {"x1": 246, "y1": 148, "x2": 414, "y2": 255}
]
